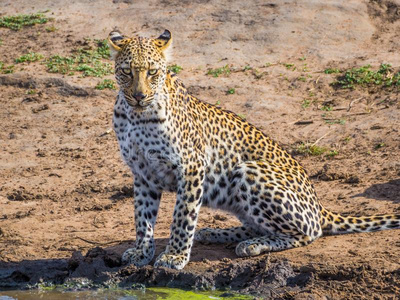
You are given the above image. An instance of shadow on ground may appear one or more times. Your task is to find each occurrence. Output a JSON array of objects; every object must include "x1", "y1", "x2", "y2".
[{"x1": 351, "y1": 179, "x2": 400, "y2": 203}]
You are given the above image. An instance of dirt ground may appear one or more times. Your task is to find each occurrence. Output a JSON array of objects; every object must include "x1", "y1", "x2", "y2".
[{"x1": 1, "y1": 0, "x2": 400, "y2": 298}]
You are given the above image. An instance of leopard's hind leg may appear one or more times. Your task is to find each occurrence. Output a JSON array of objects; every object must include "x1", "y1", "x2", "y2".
[
  {"x1": 194, "y1": 225, "x2": 262, "y2": 243},
  {"x1": 227, "y1": 161, "x2": 323, "y2": 256},
  {"x1": 235, "y1": 233, "x2": 313, "y2": 257}
]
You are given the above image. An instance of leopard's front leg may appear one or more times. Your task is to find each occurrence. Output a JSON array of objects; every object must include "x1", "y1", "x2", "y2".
[
  {"x1": 154, "y1": 163, "x2": 205, "y2": 270},
  {"x1": 122, "y1": 175, "x2": 161, "y2": 267}
]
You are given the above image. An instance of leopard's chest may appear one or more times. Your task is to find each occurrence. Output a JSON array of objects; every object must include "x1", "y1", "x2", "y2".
[{"x1": 114, "y1": 106, "x2": 178, "y2": 191}]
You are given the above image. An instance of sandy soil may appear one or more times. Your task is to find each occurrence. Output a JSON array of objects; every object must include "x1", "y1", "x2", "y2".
[{"x1": 0, "y1": 0, "x2": 399, "y2": 298}]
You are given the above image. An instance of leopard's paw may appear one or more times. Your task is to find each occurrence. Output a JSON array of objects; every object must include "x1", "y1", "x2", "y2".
[
  {"x1": 153, "y1": 252, "x2": 188, "y2": 270},
  {"x1": 235, "y1": 240, "x2": 268, "y2": 257},
  {"x1": 194, "y1": 228, "x2": 217, "y2": 243},
  {"x1": 121, "y1": 246, "x2": 154, "y2": 267}
]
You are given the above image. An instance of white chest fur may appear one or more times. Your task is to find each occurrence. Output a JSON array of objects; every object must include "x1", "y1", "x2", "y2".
[{"x1": 113, "y1": 92, "x2": 178, "y2": 191}]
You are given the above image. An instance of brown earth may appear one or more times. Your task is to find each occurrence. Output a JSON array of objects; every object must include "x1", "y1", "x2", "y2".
[{"x1": 0, "y1": 0, "x2": 400, "y2": 298}]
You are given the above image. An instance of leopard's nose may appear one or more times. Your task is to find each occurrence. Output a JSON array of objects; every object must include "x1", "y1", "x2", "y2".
[{"x1": 133, "y1": 92, "x2": 147, "y2": 101}]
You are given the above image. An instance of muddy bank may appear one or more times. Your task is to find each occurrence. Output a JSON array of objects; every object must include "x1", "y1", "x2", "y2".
[
  {"x1": 0, "y1": 246, "x2": 307, "y2": 298},
  {"x1": 2, "y1": 244, "x2": 399, "y2": 298}
]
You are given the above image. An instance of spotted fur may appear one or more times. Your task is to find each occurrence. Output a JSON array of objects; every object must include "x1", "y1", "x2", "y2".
[{"x1": 108, "y1": 30, "x2": 400, "y2": 270}]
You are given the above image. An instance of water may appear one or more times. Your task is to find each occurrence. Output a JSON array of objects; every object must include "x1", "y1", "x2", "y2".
[{"x1": 0, "y1": 288, "x2": 252, "y2": 300}]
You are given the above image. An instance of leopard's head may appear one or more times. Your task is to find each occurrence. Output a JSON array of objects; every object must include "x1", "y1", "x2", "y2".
[{"x1": 108, "y1": 30, "x2": 172, "y2": 109}]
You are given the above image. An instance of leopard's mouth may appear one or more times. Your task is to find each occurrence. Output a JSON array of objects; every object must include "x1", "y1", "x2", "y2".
[{"x1": 125, "y1": 95, "x2": 154, "y2": 110}]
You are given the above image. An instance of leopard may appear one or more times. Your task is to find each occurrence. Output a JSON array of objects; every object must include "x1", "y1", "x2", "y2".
[{"x1": 108, "y1": 29, "x2": 400, "y2": 270}]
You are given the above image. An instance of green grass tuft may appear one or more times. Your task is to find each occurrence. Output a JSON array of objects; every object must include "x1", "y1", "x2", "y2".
[
  {"x1": 168, "y1": 64, "x2": 183, "y2": 74},
  {"x1": 325, "y1": 119, "x2": 345, "y2": 125},
  {"x1": 326, "y1": 150, "x2": 339, "y2": 157},
  {"x1": 297, "y1": 143, "x2": 327, "y2": 156},
  {"x1": 45, "y1": 25, "x2": 58, "y2": 32},
  {"x1": 0, "y1": 61, "x2": 14, "y2": 74},
  {"x1": 237, "y1": 113, "x2": 246, "y2": 120},
  {"x1": 0, "y1": 13, "x2": 50, "y2": 30},
  {"x1": 297, "y1": 144, "x2": 338, "y2": 158},
  {"x1": 324, "y1": 68, "x2": 340, "y2": 74},
  {"x1": 301, "y1": 99, "x2": 311, "y2": 108},
  {"x1": 243, "y1": 65, "x2": 252, "y2": 71},
  {"x1": 15, "y1": 52, "x2": 44, "y2": 63},
  {"x1": 227, "y1": 88, "x2": 235, "y2": 94},
  {"x1": 321, "y1": 105, "x2": 333, "y2": 111},
  {"x1": 45, "y1": 40, "x2": 112, "y2": 77},
  {"x1": 332, "y1": 64, "x2": 400, "y2": 89},
  {"x1": 297, "y1": 76, "x2": 306, "y2": 82},
  {"x1": 95, "y1": 39, "x2": 111, "y2": 59},
  {"x1": 283, "y1": 63, "x2": 295, "y2": 70},
  {"x1": 207, "y1": 65, "x2": 231, "y2": 77},
  {"x1": 95, "y1": 79, "x2": 116, "y2": 90}
]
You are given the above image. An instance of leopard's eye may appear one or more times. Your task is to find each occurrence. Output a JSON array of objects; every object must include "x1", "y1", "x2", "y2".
[
  {"x1": 148, "y1": 69, "x2": 158, "y2": 76},
  {"x1": 122, "y1": 68, "x2": 131, "y2": 75}
]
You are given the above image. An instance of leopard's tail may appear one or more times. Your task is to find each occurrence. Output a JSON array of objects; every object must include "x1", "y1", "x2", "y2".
[{"x1": 319, "y1": 205, "x2": 400, "y2": 235}]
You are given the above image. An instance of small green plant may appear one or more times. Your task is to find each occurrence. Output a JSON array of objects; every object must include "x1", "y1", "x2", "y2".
[
  {"x1": 252, "y1": 69, "x2": 267, "y2": 79},
  {"x1": 0, "y1": 13, "x2": 51, "y2": 30},
  {"x1": 26, "y1": 89, "x2": 37, "y2": 95},
  {"x1": 207, "y1": 65, "x2": 231, "y2": 77},
  {"x1": 45, "y1": 39, "x2": 112, "y2": 77},
  {"x1": 302, "y1": 99, "x2": 311, "y2": 108},
  {"x1": 326, "y1": 150, "x2": 339, "y2": 157},
  {"x1": 15, "y1": 52, "x2": 44, "y2": 63},
  {"x1": 297, "y1": 76, "x2": 306, "y2": 82},
  {"x1": 46, "y1": 55, "x2": 74, "y2": 74},
  {"x1": 215, "y1": 100, "x2": 221, "y2": 106},
  {"x1": 299, "y1": 57, "x2": 306, "y2": 61},
  {"x1": 332, "y1": 64, "x2": 400, "y2": 89},
  {"x1": 324, "y1": 68, "x2": 340, "y2": 74},
  {"x1": 325, "y1": 119, "x2": 345, "y2": 125},
  {"x1": 95, "y1": 39, "x2": 111, "y2": 59},
  {"x1": 243, "y1": 65, "x2": 252, "y2": 71},
  {"x1": 297, "y1": 143, "x2": 327, "y2": 156},
  {"x1": 45, "y1": 25, "x2": 58, "y2": 32},
  {"x1": 375, "y1": 142, "x2": 385, "y2": 149},
  {"x1": 168, "y1": 64, "x2": 183, "y2": 74},
  {"x1": 284, "y1": 63, "x2": 295, "y2": 71},
  {"x1": 37, "y1": 282, "x2": 56, "y2": 291},
  {"x1": 0, "y1": 62, "x2": 14, "y2": 74},
  {"x1": 302, "y1": 65, "x2": 309, "y2": 72},
  {"x1": 95, "y1": 79, "x2": 116, "y2": 90},
  {"x1": 321, "y1": 105, "x2": 333, "y2": 111},
  {"x1": 4, "y1": 65, "x2": 14, "y2": 73},
  {"x1": 227, "y1": 88, "x2": 235, "y2": 94},
  {"x1": 237, "y1": 113, "x2": 246, "y2": 120},
  {"x1": 343, "y1": 136, "x2": 351, "y2": 143}
]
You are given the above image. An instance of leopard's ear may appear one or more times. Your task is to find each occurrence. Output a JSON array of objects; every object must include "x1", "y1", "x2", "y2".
[
  {"x1": 108, "y1": 31, "x2": 127, "y2": 60},
  {"x1": 154, "y1": 30, "x2": 172, "y2": 58}
]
